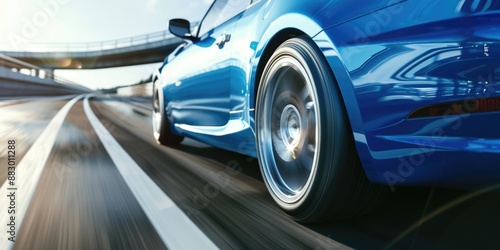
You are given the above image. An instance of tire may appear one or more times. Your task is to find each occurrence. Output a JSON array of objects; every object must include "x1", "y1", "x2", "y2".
[
  {"x1": 255, "y1": 36, "x2": 384, "y2": 222},
  {"x1": 152, "y1": 81, "x2": 184, "y2": 145}
]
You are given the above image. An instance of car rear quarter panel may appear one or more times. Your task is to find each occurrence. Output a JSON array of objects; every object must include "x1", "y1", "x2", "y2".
[{"x1": 321, "y1": 0, "x2": 500, "y2": 187}]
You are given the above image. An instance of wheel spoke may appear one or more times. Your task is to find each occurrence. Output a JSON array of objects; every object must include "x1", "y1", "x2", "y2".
[
  {"x1": 299, "y1": 86, "x2": 310, "y2": 103},
  {"x1": 306, "y1": 101, "x2": 316, "y2": 149},
  {"x1": 297, "y1": 145, "x2": 315, "y2": 172}
]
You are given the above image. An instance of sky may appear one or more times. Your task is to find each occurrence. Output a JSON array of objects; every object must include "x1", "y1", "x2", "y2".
[{"x1": 0, "y1": 0, "x2": 212, "y2": 89}]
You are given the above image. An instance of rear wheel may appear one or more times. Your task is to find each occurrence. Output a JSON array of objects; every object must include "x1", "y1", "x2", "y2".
[
  {"x1": 255, "y1": 36, "x2": 384, "y2": 222},
  {"x1": 153, "y1": 81, "x2": 184, "y2": 145}
]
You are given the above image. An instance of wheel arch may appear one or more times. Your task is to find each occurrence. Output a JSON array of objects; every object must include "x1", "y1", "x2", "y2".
[
  {"x1": 253, "y1": 28, "x2": 305, "y2": 107},
  {"x1": 251, "y1": 13, "x2": 322, "y2": 110}
]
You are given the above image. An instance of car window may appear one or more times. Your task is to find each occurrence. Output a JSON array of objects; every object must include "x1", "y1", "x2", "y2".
[{"x1": 196, "y1": 0, "x2": 251, "y2": 36}]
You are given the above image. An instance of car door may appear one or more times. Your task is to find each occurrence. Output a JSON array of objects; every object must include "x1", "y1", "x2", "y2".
[{"x1": 165, "y1": 0, "x2": 251, "y2": 127}]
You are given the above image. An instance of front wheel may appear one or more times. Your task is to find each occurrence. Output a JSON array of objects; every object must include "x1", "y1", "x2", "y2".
[
  {"x1": 153, "y1": 81, "x2": 184, "y2": 145},
  {"x1": 255, "y1": 36, "x2": 384, "y2": 222}
]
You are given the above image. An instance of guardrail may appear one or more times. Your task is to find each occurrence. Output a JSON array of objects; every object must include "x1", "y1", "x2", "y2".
[{"x1": 0, "y1": 53, "x2": 86, "y2": 88}]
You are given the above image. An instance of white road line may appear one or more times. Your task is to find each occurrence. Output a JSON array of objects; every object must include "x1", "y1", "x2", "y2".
[
  {"x1": 83, "y1": 95, "x2": 218, "y2": 250},
  {"x1": 0, "y1": 95, "x2": 78, "y2": 107},
  {"x1": 0, "y1": 94, "x2": 84, "y2": 249}
]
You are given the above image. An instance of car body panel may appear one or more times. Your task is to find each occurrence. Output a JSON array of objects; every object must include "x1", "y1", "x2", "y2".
[
  {"x1": 158, "y1": 0, "x2": 500, "y2": 188},
  {"x1": 161, "y1": 19, "x2": 235, "y2": 127}
]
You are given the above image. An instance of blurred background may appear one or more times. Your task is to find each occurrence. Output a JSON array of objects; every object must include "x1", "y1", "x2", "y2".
[{"x1": 0, "y1": 0, "x2": 211, "y2": 91}]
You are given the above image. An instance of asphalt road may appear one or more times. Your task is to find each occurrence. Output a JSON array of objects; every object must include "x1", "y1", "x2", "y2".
[{"x1": 1, "y1": 94, "x2": 499, "y2": 249}]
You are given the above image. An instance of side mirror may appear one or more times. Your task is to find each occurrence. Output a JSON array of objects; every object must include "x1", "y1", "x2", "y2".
[{"x1": 169, "y1": 19, "x2": 196, "y2": 41}]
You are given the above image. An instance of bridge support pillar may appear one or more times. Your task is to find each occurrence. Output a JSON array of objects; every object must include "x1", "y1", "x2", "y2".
[{"x1": 46, "y1": 69, "x2": 54, "y2": 80}]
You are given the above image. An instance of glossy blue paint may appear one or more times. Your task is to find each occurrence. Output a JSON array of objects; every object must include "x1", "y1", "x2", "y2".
[{"x1": 157, "y1": 0, "x2": 500, "y2": 187}]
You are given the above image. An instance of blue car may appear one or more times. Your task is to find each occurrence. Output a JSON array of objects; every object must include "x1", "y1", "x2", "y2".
[{"x1": 153, "y1": 0, "x2": 500, "y2": 222}]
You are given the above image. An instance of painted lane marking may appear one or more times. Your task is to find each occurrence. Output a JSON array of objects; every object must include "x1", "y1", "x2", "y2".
[
  {"x1": 83, "y1": 95, "x2": 218, "y2": 250},
  {"x1": 0, "y1": 94, "x2": 84, "y2": 249},
  {"x1": 0, "y1": 95, "x2": 77, "y2": 108}
]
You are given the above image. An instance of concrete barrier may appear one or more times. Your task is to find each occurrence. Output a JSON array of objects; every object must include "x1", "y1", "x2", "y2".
[{"x1": 117, "y1": 82, "x2": 153, "y2": 97}]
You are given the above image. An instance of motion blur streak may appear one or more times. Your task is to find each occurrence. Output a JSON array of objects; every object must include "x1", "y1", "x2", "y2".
[
  {"x1": 0, "y1": 94, "x2": 84, "y2": 250},
  {"x1": 83, "y1": 95, "x2": 217, "y2": 249}
]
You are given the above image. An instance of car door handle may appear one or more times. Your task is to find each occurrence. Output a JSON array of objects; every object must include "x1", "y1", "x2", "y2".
[{"x1": 215, "y1": 33, "x2": 231, "y2": 47}]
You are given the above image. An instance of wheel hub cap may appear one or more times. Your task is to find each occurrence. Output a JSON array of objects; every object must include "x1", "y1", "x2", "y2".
[{"x1": 279, "y1": 104, "x2": 302, "y2": 159}]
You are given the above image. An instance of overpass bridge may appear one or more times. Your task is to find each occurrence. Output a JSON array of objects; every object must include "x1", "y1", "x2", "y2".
[{"x1": 0, "y1": 31, "x2": 184, "y2": 69}]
